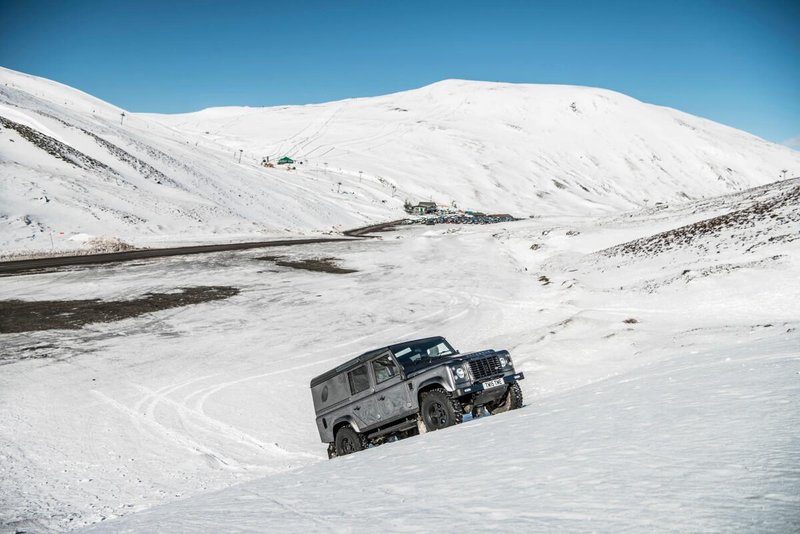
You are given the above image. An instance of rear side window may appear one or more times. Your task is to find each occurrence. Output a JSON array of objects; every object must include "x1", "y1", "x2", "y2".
[{"x1": 348, "y1": 365, "x2": 370, "y2": 395}]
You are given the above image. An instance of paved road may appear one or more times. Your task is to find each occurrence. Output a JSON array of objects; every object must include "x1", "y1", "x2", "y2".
[{"x1": 0, "y1": 220, "x2": 404, "y2": 275}]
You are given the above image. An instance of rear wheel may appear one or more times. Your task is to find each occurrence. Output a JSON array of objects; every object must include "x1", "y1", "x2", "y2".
[
  {"x1": 334, "y1": 426, "x2": 365, "y2": 457},
  {"x1": 488, "y1": 382, "x2": 523, "y2": 415},
  {"x1": 420, "y1": 388, "x2": 464, "y2": 431}
]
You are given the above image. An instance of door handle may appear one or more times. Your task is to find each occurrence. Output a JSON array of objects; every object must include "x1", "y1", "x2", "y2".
[
  {"x1": 379, "y1": 396, "x2": 386, "y2": 401},
  {"x1": 354, "y1": 406, "x2": 360, "y2": 411}
]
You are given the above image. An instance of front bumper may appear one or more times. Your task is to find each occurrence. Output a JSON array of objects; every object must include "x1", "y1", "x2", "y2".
[{"x1": 453, "y1": 371, "x2": 524, "y2": 398}]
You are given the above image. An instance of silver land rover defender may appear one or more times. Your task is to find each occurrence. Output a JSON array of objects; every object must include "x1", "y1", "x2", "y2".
[{"x1": 309, "y1": 336, "x2": 525, "y2": 458}]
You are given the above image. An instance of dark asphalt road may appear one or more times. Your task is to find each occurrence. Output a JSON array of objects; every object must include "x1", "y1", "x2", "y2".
[{"x1": 0, "y1": 220, "x2": 404, "y2": 275}]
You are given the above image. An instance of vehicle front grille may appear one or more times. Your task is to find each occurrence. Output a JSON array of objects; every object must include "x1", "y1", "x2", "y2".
[{"x1": 469, "y1": 355, "x2": 503, "y2": 381}]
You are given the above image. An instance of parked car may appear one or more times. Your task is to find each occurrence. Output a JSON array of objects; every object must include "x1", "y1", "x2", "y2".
[{"x1": 309, "y1": 336, "x2": 525, "y2": 458}]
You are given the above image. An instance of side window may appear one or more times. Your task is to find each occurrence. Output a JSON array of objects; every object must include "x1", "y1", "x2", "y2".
[
  {"x1": 372, "y1": 354, "x2": 399, "y2": 384},
  {"x1": 347, "y1": 365, "x2": 370, "y2": 395}
]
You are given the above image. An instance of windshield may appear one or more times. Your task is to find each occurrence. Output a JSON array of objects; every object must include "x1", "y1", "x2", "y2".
[{"x1": 392, "y1": 338, "x2": 457, "y2": 371}]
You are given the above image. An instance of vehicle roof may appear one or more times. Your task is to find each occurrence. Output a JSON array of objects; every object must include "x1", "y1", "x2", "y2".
[{"x1": 309, "y1": 336, "x2": 446, "y2": 388}]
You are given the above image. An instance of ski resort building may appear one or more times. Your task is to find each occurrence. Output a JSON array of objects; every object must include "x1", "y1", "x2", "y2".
[{"x1": 413, "y1": 201, "x2": 438, "y2": 214}]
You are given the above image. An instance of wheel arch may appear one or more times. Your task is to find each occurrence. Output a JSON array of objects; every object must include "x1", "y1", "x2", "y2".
[
  {"x1": 332, "y1": 416, "x2": 360, "y2": 437},
  {"x1": 416, "y1": 379, "x2": 449, "y2": 403}
]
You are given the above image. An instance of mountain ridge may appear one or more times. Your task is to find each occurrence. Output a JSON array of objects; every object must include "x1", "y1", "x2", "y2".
[{"x1": 1, "y1": 67, "x2": 798, "y2": 256}]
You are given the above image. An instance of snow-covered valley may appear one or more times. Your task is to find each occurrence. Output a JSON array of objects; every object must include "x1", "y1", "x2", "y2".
[
  {"x1": 1, "y1": 67, "x2": 799, "y2": 532},
  {"x1": 2, "y1": 176, "x2": 799, "y2": 532}
]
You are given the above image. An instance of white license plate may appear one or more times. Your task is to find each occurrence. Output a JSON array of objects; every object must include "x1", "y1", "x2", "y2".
[{"x1": 482, "y1": 378, "x2": 504, "y2": 389}]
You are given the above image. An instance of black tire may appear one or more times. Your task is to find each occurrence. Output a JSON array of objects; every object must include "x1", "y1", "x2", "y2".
[
  {"x1": 488, "y1": 382, "x2": 523, "y2": 415},
  {"x1": 420, "y1": 388, "x2": 464, "y2": 431},
  {"x1": 334, "y1": 426, "x2": 365, "y2": 457}
]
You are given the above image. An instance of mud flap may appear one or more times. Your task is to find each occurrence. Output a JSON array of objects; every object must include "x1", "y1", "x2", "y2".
[{"x1": 416, "y1": 415, "x2": 428, "y2": 434}]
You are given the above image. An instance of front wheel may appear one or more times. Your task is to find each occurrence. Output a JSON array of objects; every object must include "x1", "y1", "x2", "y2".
[
  {"x1": 419, "y1": 388, "x2": 464, "y2": 431},
  {"x1": 488, "y1": 382, "x2": 523, "y2": 415},
  {"x1": 334, "y1": 426, "x2": 365, "y2": 457}
]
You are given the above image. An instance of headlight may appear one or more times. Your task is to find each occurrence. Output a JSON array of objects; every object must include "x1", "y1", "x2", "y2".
[
  {"x1": 499, "y1": 355, "x2": 509, "y2": 367},
  {"x1": 454, "y1": 367, "x2": 466, "y2": 379}
]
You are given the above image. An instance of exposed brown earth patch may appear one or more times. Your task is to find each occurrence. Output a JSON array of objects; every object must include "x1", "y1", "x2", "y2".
[
  {"x1": 0, "y1": 286, "x2": 239, "y2": 334},
  {"x1": 256, "y1": 255, "x2": 356, "y2": 274}
]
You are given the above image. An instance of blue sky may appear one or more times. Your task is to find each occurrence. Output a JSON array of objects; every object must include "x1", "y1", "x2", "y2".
[{"x1": 1, "y1": 0, "x2": 797, "y2": 145}]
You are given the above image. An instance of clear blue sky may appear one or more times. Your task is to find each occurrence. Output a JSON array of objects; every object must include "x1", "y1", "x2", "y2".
[{"x1": 1, "y1": 0, "x2": 798, "y2": 145}]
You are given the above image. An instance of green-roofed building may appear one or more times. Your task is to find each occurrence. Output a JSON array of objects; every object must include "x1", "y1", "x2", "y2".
[{"x1": 278, "y1": 156, "x2": 294, "y2": 165}]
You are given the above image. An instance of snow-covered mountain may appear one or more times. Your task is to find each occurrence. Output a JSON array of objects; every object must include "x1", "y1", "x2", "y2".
[
  {"x1": 1, "y1": 67, "x2": 798, "y2": 257},
  {"x1": 1, "y1": 67, "x2": 799, "y2": 532},
  {"x1": 150, "y1": 79, "x2": 799, "y2": 212}
]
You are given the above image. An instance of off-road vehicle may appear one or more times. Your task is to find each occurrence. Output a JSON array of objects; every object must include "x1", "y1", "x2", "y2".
[{"x1": 309, "y1": 336, "x2": 525, "y2": 458}]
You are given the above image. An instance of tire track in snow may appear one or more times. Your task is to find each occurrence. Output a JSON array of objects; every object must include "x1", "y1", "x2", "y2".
[
  {"x1": 91, "y1": 390, "x2": 243, "y2": 471},
  {"x1": 131, "y1": 375, "x2": 309, "y2": 464},
  {"x1": 133, "y1": 384, "x2": 316, "y2": 460}
]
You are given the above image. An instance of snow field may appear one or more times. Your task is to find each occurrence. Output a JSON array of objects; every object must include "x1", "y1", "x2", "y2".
[
  {"x1": 83, "y1": 331, "x2": 800, "y2": 534},
  {"x1": 2, "y1": 193, "x2": 799, "y2": 531}
]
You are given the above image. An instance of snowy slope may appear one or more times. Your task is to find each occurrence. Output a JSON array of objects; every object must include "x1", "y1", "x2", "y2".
[
  {"x1": 82, "y1": 333, "x2": 799, "y2": 534},
  {"x1": 1, "y1": 178, "x2": 798, "y2": 532},
  {"x1": 2, "y1": 67, "x2": 799, "y2": 258},
  {"x1": 0, "y1": 68, "x2": 400, "y2": 258}
]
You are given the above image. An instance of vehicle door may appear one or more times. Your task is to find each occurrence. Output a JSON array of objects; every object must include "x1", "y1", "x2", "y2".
[
  {"x1": 346, "y1": 364, "x2": 380, "y2": 429},
  {"x1": 371, "y1": 352, "x2": 412, "y2": 423}
]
